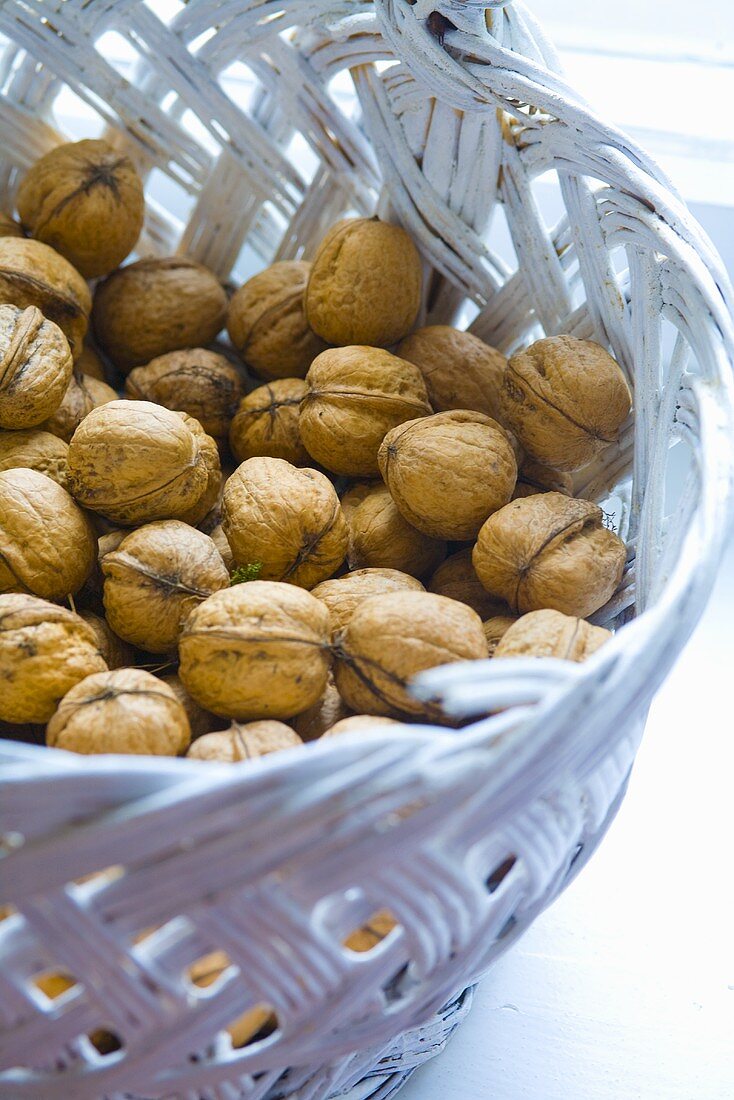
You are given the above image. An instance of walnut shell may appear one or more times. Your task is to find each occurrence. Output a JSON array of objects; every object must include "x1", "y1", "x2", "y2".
[
  {"x1": 0, "y1": 305, "x2": 74, "y2": 428},
  {"x1": 47, "y1": 668, "x2": 190, "y2": 756},
  {"x1": 483, "y1": 615, "x2": 519, "y2": 656},
  {"x1": 346, "y1": 484, "x2": 446, "y2": 578},
  {"x1": 186, "y1": 721, "x2": 302, "y2": 761},
  {"x1": 472, "y1": 493, "x2": 627, "y2": 618},
  {"x1": 0, "y1": 428, "x2": 68, "y2": 486},
  {"x1": 292, "y1": 673, "x2": 351, "y2": 741},
  {"x1": 161, "y1": 674, "x2": 222, "y2": 740},
  {"x1": 92, "y1": 257, "x2": 227, "y2": 373},
  {"x1": 66, "y1": 400, "x2": 217, "y2": 526},
  {"x1": 397, "y1": 326, "x2": 506, "y2": 420},
  {"x1": 494, "y1": 609, "x2": 611, "y2": 662},
  {"x1": 501, "y1": 336, "x2": 632, "y2": 472},
  {"x1": 0, "y1": 468, "x2": 96, "y2": 599},
  {"x1": 379, "y1": 410, "x2": 518, "y2": 540},
  {"x1": 209, "y1": 524, "x2": 234, "y2": 572},
  {"x1": 322, "y1": 715, "x2": 401, "y2": 738},
  {"x1": 76, "y1": 342, "x2": 107, "y2": 382},
  {"x1": 229, "y1": 378, "x2": 309, "y2": 465},
  {"x1": 43, "y1": 371, "x2": 118, "y2": 443},
  {"x1": 174, "y1": 412, "x2": 223, "y2": 527},
  {"x1": 178, "y1": 581, "x2": 331, "y2": 720},
  {"x1": 300, "y1": 346, "x2": 432, "y2": 476},
  {"x1": 312, "y1": 568, "x2": 424, "y2": 635},
  {"x1": 222, "y1": 457, "x2": 347, "y2": 589},
  {"x1": 0, "y1": 594, "x2": 107, "y2": 723},
  {"x1": 0, "y1": 211, "x2": 24, "y2": 238},
  {"x1": 102, "y1": 520, "x2": 229, "y2": 653},
  {"x1": 335, "y1": 591, "x2": 487, "y2": 719},
  {"x1": 0, "y1": 237, "x2": 91, "y2": 359},
  {"x1": 227, "y1": 261, "x2": 326, "y2": 380},
  {"x1": 428, "y1": 549, "x2": 509, "y2": 619},
  {"x1": 305, "y1": 218, "x2": 422, "y2": 347},
  {"x1": 125, "y1": 349, "x2": 245, "y2": 440},
  {"x1": 16, "y1": 139, "x2": 144, "y2": 278},
  {"x1": 78, "y1": 611, "x2": 136, "y2": 669},
  {"x1": 513, "y1": 457, "x2": 573, "y2": 499},
  {"x1": 340, "y1": 480, "x2": 378, "y2": 521}
]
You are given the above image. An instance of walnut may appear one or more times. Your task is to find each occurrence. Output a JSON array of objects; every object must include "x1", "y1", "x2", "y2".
[
  {"x1": 340, "y1": 480, "x2": 378, "y2": 521},
  {"x1": 222, "y1": 457, "x2": 347, "y2": 589},
  {"x1": 179, "y1": 581, "x2": 332, "y2": 720},
  {"x1": 0, "y1": 594, "x2": 107, "y2": 723},
  {"x1": 16, "y1": 139, "x2": 144, "y2": 278},
  {"x1": 0, "y1": 427, "x2": 69, "y2": 486},
  {"x1": 346, "y1": 483, "x2": 445, "y2": 577},
  {"x1": 47, "y1": 668, "x2": 190, "y2": 756},
  {"x1": 513, "y1": 457, "x2": 573, "y2": 499},
  {"x1": 494, "y1": 609, "x2": 611, "y2": 662},
  {"x1": 472, "y1": 493, "x2": 627, "y2": 618},
  {"x1": 397, "y1": 326, "x2": 506, "y2": 420},
  {"x1": 483, "y1": 615, "x2": 519, "y2": 656},
  {"x1": 43, "y1": 370, "x2": 117, "y2": 443},
  {"x1": 102, "y1": 520, "x2": 229, "y2": 653},
  {"x1": 428, "y1": 549, "x2": 509, "y2": 619},
  {"x1": 0, "y1": 304, "x2": 73, "y2": 429},
  {"x1": 229, "y1": 378, "x2": 309, "y2": 465},
  {"x1": 186, "y1": 721, "x2": 302, "y2": 761},
  {"x1": 379, "y1": 410, "x2": 517, "y2": 540},
  {"x1": 300, "y1": 346, "x2": 432, "y2": 476},
  {"x1": 125, "y1": 349, "x2": 245, "y2": 441},
  {"x1": 0, "y1": 468, "x2": 96, "y2": 599},
  {"x1": 305, "y1": 218, "x2": 422, "y2": 347},
  {"x1": 161, "y1": 674, "x2": 222, "y2": 740},
  {"x1": 312, "y1": 568, "x2": 424, "y2": 635},
  {"x1": 322, "y1": 715, "x2": 401, "y2": 738},
  {"x1": 335, "y1": 591, "x2": 487, "y2": 719},
  {"x1": 92, "y1": 257, "x2": 227, "y2": 373},
  {"x1": 0, "y1": 211, "x2": 23, "y2": 237},
  {"x1": 66, "y1": 400, "x2": 219, "y2": 526},
  {"x1": 292, "y1": 673, "x2": 351, "y2": 741},
  {"x1": 209, "y1": 524, "x2": 234, "y2": 572},
  {"x1": 500, "y1": 336, "x2": 632, "y2": 471},
  {"x1": 76, "y1": 342, "x2": 107, "y2": 381},
  {"x1": 0, "y1": 237, "x2": 91, "y2": 359},
  {"x1": 170, "y1": 412, "x2": 222, "y2": 527},
  {"x1": 227, "y1": 261, "x2": 326, "y2": 380},
  {"x1": 78, "y1": 611, "x2": 136, "y2": 669}
]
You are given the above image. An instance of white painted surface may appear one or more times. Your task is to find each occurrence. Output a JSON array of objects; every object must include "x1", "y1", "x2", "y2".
[{"x1": 401, "y1": 541, "x2": 734, "y2": 1099}]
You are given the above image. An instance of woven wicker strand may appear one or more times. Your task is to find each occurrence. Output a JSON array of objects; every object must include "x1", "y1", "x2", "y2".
[{"x1": 0, "y1": 1, "x2": 733, "y2": 1097}]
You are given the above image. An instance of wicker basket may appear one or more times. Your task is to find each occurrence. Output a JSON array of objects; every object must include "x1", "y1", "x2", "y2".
[{"x1": 1, "y1": 1, "x2": 733, "y2": 1097}]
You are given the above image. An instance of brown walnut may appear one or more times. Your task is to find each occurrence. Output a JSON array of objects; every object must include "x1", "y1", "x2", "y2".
[
  {"x1": 513, "y1": 457, "x2": 573, "y2": 499},
  {"x1": 0, "y1": 237, "x2": 91, "y2": 359},
  {"x1": 187, "y1": 721, "x2": 302, "y2": 761},
  {"x1": 229, "y1": 378, "x2": 309, "y2": 465},
  {"x1": 312, "y1": 567, "x2": 424, "y2": 635},
  {"x1": 346, "y1": 483, "x2": 446, "y2": 578},
  {"x1": 292, "y1": 673, "x2": 351, "y2": 741},
  {"x1": 0, "y1": 428, "x2": 69, "y2": 486},
  {"x1": 428, "y1": 549, "x2": 509, "y2": 619},
  {"x1": 125, "y1": 349, "x2": 245, "y2": 441},
  {"x1": 44, "y1": 370, "x2": 117, "y2": 443},
  {"x1": 397, "y1": 325, "x2": 506, "y2": 420},
  {"x1": 78, "y1": 611, "x2": 137, "y2": 670},
  {"x1": 494, "y1": 609, "x2": 611, "y2": 662},
  {"x1": 322, "y1": 715, "x2": 401, "y2": 738},
  {"x1": 483, "y1": 615, "x2": 519, "y2": 655},
  {"x1": 0, "y1": 304, "x2": 73, "y2": 428}
]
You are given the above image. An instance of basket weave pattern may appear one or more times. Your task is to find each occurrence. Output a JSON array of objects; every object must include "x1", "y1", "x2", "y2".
[{"x1": 1, "y1": 1, "x2": 733, "y2": 1097}]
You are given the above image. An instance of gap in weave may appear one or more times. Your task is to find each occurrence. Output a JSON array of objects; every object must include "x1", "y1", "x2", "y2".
[
  {"x1": 219, "y1": 61, "x2": 260, "y2": 115},
  {"x1": 51, "y1": 87, "x2": 105, "y2": 141},
  {"x1": 94, "y1": 32, "x2": 140, "y2": 81}
]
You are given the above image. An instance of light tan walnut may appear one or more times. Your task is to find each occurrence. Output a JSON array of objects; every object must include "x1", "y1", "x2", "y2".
[
  {"x1": 379, "y1": 410, "x2": 518, "y2": 540},
  {"x1": 322, "y1": 715, "x2": 401, "y2": 738},
  {"x1": 178, "y1": 582, "x2": 331, "y2": 720},
  {"x1": 312, "y1": 568, "x2": 424, "y2": 635},
  {"x1": 229, "y1": 378, "x2": 309, "y2": 465},
  {"x1": 0, "y1": 237, "x2": 91, "y2": 359},
  {"x1": 47, "y1": 668, "x2": 190, "y2": 756},
  {"x1": 227, "y1": 261, "x2": 326, "y2": 380},
  {"x1": 292, "y1": 673, "x2": 351, "y2": 741},
  {"x1": 483, "y1": 615, "x2": 519, "y2": 656},
  {"x1": 187, "y1": 721, "x2": 302, "y2": 761},
  {"x1": 78, "y1": 611, "x2": 136, "y2": 669},
  {"x1": 161, "y1": 674, "x2": 222, "y2": 740},
  {"x1": 92, "y1": 257, "x2": 227, "y2": 373},
  {"x1": 494, "y1": 609, "x2": 611, "y2": 662},
  {"x1": 222, "y1": 457, "x2": 347, "y2": 589},
  {"x1": 305, "y1": 218, "x2": 422, "y2": 347},
  {"x1": 16, "y1": 139, "x2": 144, "y2": 278},
  {"x1": 500, "y1": 336, "x2": 632, "y2": 472},
  {"x1": 397, "y1": 326, "x2": 506, "y2": 420},
  {"x1": 125, "y1": 349, "x2": 245, "y2": 441},
  {"x1": 0, "y1": 304, "x2": 73, "y2": 429},
  {"x1": 334, "y1": 591, "x2": 487, "y2": 719},
  {"x1": 340, "y1": 480, "x2": 378, "y2": 521},
  {"x1": 0, "y1": 428, "x2": 69, "y2": 486},
  {"x1": 346, "y1": 483, "x2": 446, "y2": 578},
  {"x1": 175, "y1": 412, "x2": 222, "y2": 527},
  {"x1": 513, "y1": 457, "x2": 573, "y2": 499},
  {"x1": 299, "y1": 346, "x2": 432, "y2": 477},
  {"x1": 44, "y1": 371, "x2": 117, "y2": 443},
  {"x1": 209, "y1": 524, "x2": 234, "y2": 572},
  {"x1": 66, "y1": 400, "x2": 218, "y2": 526},
  {"x1": 428, "y1": 549, "x2": 509, "y2": 620},
  {"x1": 102, "y1": 520, "x2": 229, "y2": 653},
  {"x1": 472, "y1": 493, "x2": 627, "y2": 618},
  {"x1": 0, "y1": 594, "x2": 107, "y2": 723},
  {"x1": 0, "y1": 468, "x2": 96, "y2": 599}
]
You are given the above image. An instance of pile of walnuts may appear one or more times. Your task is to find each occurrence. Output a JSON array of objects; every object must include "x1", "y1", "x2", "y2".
[{"x1": 0, "y1": 139, "x2": 633, "y2": 763}]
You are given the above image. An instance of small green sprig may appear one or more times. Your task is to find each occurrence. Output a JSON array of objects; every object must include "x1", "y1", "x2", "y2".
[{"x1": 230, "y1": 562, "x2": 263, "y2": 585}]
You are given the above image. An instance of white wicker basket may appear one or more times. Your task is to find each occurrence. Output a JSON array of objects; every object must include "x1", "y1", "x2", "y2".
[{"x1": 1, "y1": 1, "x2": 733, "y2": 1097}]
